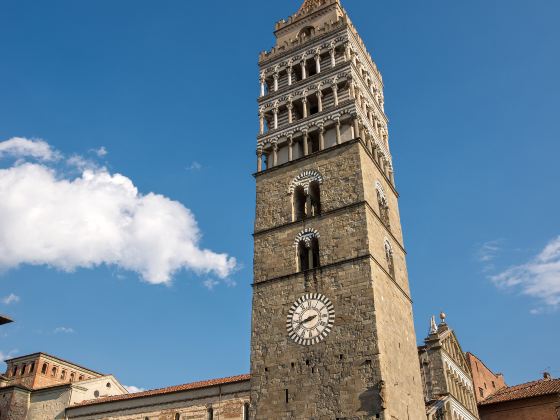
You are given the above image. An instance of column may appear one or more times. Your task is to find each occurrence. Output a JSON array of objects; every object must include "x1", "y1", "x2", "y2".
[
  {"x1": 332, "y1": 84, "x2": 339, "y2": 106},
  {"x1": 317, "y1": 90, "x2": 323, "y2": 113},
  {"x1": 330, "y1": 48, "x2": 336, "y2": 68},
  {"x1": 373, "y1": 145, "x2": 379, "y2": 161},
  {"x1": 335, "y1": 119, "x2": 341, "y2": 144},
  {"x1": 273, "y1": 107, "x2": 278, "y2": 130},
  {"x1": 287, "y1": 102, "x2": 293, "y2": 124},
  {"x1": 272, "y1": 143, "x2": 278, "y2": 167},
  {"x1": 259, "y1": 111, "x2": 265, "y2": 135},
  {"x1": 260, "y1": 74, "x2": 265, "y2": 97},
  {"x1": 288, "y1": 67, "x2": 293, "y2": 86},
  {"x1": 288, "y1": 135, "x2": 293, "y2": 161},
  {"x1": 350, "y1": 82, "x2": 356, "y2": 99},
  {"x1": 345, "y1": 44, "x2": 351, "y2": 61},
  {"x1": 315, "y1": 53, "x2": 321, "y2": 74},
  {"x1": 353, "y1": 118, "x2": 361, "y2": 139},
  {"x1": 257, "y1": 149, "x2": 262, "y2": 172},
  {"x1": 319, "y1": 126, "x2": 325, "y2": 151},
  {"x1": 366, "y1": 134, "x2": 372, "y2": 152},
  {"x1": 301, "y1": 59, "x2": 307, "y2": 80},
  {"x1": 273, "y1": 73, "x2": 279, "y2": 92},
  {"x1": 302, "y1": 97, "x2": 308, "y2": 118},
  {"x1": 303, "y1": 130, "x2": 309, "y2": 156}
]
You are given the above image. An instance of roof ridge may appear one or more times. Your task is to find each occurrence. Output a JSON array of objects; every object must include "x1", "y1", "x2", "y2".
[{"x1": 71, "y1": 374, "x2": 251, "y2": 408}]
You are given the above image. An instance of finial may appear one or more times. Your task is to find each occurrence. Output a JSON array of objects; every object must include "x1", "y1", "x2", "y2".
[
  {"x1": 439, "y1": 311, "x2": 447, "y2": 324},
  {"x1": 429, "y1": 316, "x2": 438, "y2": 335}
]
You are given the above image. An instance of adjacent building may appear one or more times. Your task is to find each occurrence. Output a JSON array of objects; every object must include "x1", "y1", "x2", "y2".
[
  {"x1": 478, "y1": 374, "x2": 560, "y2": 420},
  {"x1": 419, "y1": 314, "x2": 480, "y2": 420},
  {"x1": 0, "y1": 353, "x2": 127, "y2": 420}
]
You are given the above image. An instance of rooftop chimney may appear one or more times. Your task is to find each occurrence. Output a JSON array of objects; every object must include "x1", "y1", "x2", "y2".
[{"x1": 543, "y1": 372, "x2": 552, "y2": 380}]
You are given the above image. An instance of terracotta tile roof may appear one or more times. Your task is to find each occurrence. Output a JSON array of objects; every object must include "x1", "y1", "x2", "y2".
[
  {"x1": 71, "y1": 374, "x2": 251, "y2": 408},
  {"x1": 480, "y1": 378, "x2": 560, "y2": 405}
]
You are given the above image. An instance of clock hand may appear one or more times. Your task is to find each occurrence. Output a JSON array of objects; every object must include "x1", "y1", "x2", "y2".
[{"x1": 298, "y1": 314, "x2": 318, "y2": 325}]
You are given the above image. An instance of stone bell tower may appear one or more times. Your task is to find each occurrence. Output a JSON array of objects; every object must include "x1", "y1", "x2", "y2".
[{"x1": 249, "y1": 0, "x2": 426, "y2": 418}]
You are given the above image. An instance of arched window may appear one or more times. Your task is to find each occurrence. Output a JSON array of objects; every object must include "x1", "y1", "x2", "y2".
[
  {"x1": 295, "y1": 229, "x2": 320, "y2": 272},
  {"x1": 79, "y1": 375, "x2": 84, "y2": 381},
  {"x1": 11, "y1": 366, "x2": 17, "y2": 377},
  {"x1": 384, "y1": 240, "x2": 395, "y2": 278},
  {"x1": 51, "y1": 366, "x2": 57, "y2": 377},
  {"x1": 376, "y1": 181, "x2": 390, "y2": 229},
  {"x1": 293, "y1": 186, "x2": 307, "y2": 221},
  {"x1": 207, "y1": 407, "x2": 214, "y2": 420},
  {"x1": 243, "y1": 403, "x2": 250, "y2": 420},
  {"x1": 20, "y1": 364, "x2": 26, "y2": 376},
  {"x1": 290, "y1": 171, "x2": 323, "y2": 221},
  {"x1": 29, "y1": 362, "x2": 35, "y2": 373},
  {"x1": 70, "y1": 373, "x2": 75, "y2": 382},
  {"x1": 41, "y1": 363, "x2": 48, "y2": 375},
  {"x1": 174, "y1": 414, "x2": 180, "y2": 420},
  {"x1": 298, "y1": 26, "x2": 315, "y2": 41},
  {"x1": 308, "y1": 181, "x2": 321, "y2": 217},
  {"x1": 61, "y1": 370, "x2": 66, "y2": 380}
]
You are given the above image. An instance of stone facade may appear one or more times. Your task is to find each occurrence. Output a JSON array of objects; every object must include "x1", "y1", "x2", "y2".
[
  {"x1": 419, "y1": 316, "x2": 480, "y2": 420},
  {"x1": 250, "y1": 0, "x2": 425, "y2": 418}
]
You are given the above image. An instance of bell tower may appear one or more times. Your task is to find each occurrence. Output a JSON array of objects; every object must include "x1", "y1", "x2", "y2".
[{"x1": 249, "y1": 0, "x2": 426, "y2": 418}]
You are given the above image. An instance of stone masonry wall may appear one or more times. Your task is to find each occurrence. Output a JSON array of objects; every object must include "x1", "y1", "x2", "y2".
[{"x1": 0, "y1": 388, "x2": 30, "y2": 420}]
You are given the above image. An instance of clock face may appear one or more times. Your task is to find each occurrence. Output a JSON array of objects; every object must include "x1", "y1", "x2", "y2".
[{"x1": 286, "y1": 293, "x2": 335, "y2": 346}]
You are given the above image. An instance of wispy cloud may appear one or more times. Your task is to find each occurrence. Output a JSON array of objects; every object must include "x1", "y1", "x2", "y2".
[
  {"x1": 54, "y1": 327, "x2": 75, "y2": 334},
  {"x1": 491, "y1": 236, "x2": 560, "y2": 312},
  {"x1": 0, "y1": 137, "x2": 236, "y2": 284},
  {"x1": 477, "y1": 240, "x2": 503, "y2": 262},
  {"x1": 1, "y1": 294, "x2": 20, "y2": 305},
  {"x1": 0, "y1": 349, "x2": 18, "y2": 367},
  {"x1": 124, "y1": 385, "x2": 146, "y2": 394},
  {"x1": 203, "y1": 279, "x2": 220, "y2": 290},
  {"x1": 186, "y1": 161, "x2": 202, "y2": 171}
]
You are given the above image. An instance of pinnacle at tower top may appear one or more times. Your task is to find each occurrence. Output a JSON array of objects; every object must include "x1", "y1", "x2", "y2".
[{"x1": 257, "y1": 0, "x2": 393, "y2": 187}]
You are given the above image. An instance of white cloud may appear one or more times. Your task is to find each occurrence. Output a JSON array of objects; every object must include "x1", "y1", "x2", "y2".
[
  {"x1": 491, "y1": 236, "x2": 560, "y2": 310},
  {"x1": 0, "y1": 137, "x2": 237, "y2": 284},
  {"x1": 1, "y1": 293, "x2": 20, "y2": 305},
  {"x1": 124, "y1": 385, "x2": 146, "y2": 394},
  {"x1": 0, "y1": 137, "x2": 60, "y2": 161},
  {"x1": 54, "y1": 327, "x2": 75, "y2": 334},
  {"x1": 94, "y1": 147, "x2": 107, "y2": 157}
]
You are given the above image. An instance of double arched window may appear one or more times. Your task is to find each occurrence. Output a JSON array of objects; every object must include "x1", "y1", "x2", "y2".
[
  {"x1": 384, "y1": 239, "x2": 395, "y2": 278},
  {"x1": 290, "y1": 171, "x2": 323, "y2": 221},
  {"x1": 376, "y1": 181, "x2": 390, "y2": 229},
  {"x1": 295, "y1": 229, "x2": 321, "y2": 272}
]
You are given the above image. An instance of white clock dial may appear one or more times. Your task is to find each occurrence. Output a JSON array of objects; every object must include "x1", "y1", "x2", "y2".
[{"x1": 286, "y1": 293, "x2": 335, "y2": 346}]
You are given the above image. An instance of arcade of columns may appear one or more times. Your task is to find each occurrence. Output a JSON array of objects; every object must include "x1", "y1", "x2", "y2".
[{"x1": 256, "y1": 31, "x2": 395, "y2": 186}]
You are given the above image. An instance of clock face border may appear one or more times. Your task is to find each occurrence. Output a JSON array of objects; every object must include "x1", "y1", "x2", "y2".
[{"x1": 286, "y1": 293, "x2": 335, "y2": 346}]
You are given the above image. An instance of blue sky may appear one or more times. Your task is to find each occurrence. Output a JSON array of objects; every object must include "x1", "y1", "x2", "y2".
[{"x1": 0, "y1": 0, "x2": 559, "y2": 390}]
